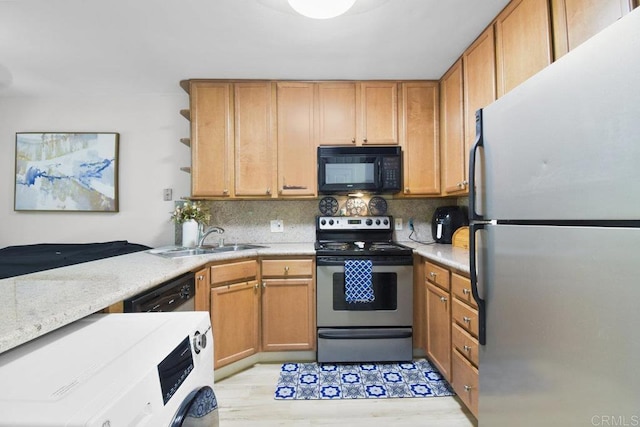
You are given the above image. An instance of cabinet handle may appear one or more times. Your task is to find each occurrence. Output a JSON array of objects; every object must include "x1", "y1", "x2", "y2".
[
  {"x1": 463, "y1": 316, "x2": 472, "y2": 323},
  {"x1": 266, "y1": 188, "x2": 271, "y2": 195},
  {"x1": 351, "y1": 138, "x2": 356, "y2": 144},
  {"x1": 440, "y1": 296, "x2": 448, "y2": 303},
  {"x1": 223, "y1": 189, "x2": 229, "y2": 195},
  {"x1": 464, "y1": 385, "x2": 473, "y2": 392},
  {"x1": 284, "y1": 266, "x2": 289, "y2": 273},
  {"x1": 463, "y1": 345, "x2": 471, "y2": 352},
  {"x1": 197, "y1": 275, "x2": 204, "y2": 281},
  {"x1": 457, "y1": 182, "x2": 463, "y2": 188},
  {"x1": 429, "y1": 272, "x2": 436, "y2": 278},
  {"x1": 363, "y1": 138, "x2": 368, "y2": 143},
  {"x1": 405, "y1": 187, "x2": 410, "y2": 193},
  {"x1": 254, "y1": 283, "x2": 259, "y2": 290},
  {"x1": 462, "y1": 180, "x2": 469, "y2": 186},
  {"x1": 462, "y1": 288, "x2": 471, "y2": 295},
  {"x1": 262, "y1": 282, "x2": 266, "y2": 288}
]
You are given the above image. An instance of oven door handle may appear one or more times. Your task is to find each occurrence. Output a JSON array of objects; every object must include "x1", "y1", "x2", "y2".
[{"x1": 318, "y1": 330, "x2": 412, "y2": 340}]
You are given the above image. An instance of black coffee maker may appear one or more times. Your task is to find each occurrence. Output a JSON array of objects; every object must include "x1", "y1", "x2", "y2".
[{"x1": 431, "y1": 206, "x2": 468, "y2": 244}]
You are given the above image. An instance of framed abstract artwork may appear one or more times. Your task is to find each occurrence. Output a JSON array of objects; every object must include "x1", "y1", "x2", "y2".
[{"x1": 14, "y1": 132, "x2": 119, "y2": 212}]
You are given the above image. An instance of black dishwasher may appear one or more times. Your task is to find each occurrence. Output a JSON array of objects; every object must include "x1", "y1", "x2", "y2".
[{"x1": 123, "y1": 272, "x2": 195, "y2": 312}]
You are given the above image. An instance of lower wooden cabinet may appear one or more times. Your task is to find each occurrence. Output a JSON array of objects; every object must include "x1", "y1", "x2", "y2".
[
  {"x1": 261, "y1": 258, "x2": 315, "y2": 351},
  {"x1": 211, "y1": 280, "x2": 260, "y2": 368},
  {"x1": 449, "y1": 271, "x2": 479, "y2": 419},
  {"x1": 420, "y1": 259, "x2": 477, "y2": 419},
  {"x1": 451, "y1": 348, "x2": 479, "y2": 417},
  {"x1": 426, "y1": 281, "x2": 451, "y2": 381},
  {"x1": 196, "y1": 257, "x2": 316, "y2": 369}
]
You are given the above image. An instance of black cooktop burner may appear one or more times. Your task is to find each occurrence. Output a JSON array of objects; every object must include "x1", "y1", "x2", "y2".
[{"x1": 315, "y1": 240, "x2": 413, "y2": 257}]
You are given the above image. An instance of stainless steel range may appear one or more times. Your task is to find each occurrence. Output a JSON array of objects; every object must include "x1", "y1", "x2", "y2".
[{"x1": 315, "y1": 215, "x2": 414, "y2": 363}]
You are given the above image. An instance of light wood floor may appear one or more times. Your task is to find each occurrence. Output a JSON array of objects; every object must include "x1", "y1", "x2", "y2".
[{"x1": 214, "y1": 363, "x2": 478, "y2": 426}]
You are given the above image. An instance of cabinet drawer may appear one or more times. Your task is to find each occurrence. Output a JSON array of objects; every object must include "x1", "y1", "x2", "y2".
[
  {"x1": 451, "y1": 349, "x2": 479, "y2": 418},
  {"x1": 452, "y1": 298, "x2": 479, "y2": 337},
  {"x1": 262, "y1": 259, "x2": 313, "y2": 277},
  {"x1": 451, "y1": 272, "x2": 477, "y2": 308},
  {"x1": 452, "y1": 323, "x2": 479, "y2": 367},
  {"x1": 425, "y1": 261, "x2": 450, "y2": 291},
  {"x1": 210, "y1": 260, "x2": 258, "y2": 285}
]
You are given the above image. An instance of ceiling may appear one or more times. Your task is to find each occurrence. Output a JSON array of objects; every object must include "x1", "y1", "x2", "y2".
[{"x1": 0, "y1": 0, "x2": 510, "y2": 97}]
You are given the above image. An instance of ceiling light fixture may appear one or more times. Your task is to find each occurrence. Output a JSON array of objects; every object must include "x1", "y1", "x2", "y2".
[{"x1": 287, "y1": 0, "x2": 357, "y2": 19}]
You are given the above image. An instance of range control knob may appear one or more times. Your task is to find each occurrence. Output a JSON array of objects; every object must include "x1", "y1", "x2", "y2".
[
  {"x1": 320, "y1": 219, "x2": 326, "y2": 226},
  {"x1": 383, "y1": 219, "x2": 389, "y2": 225},
  {"x1": 376, "y1": 219, "x2": 381, "y2": 225},
  {"x1": 329, "y1": 219, "x2": 334, "y2": 226},
  {"x1": 366, "y1": 219, "x2": 373, "y2": 226}
]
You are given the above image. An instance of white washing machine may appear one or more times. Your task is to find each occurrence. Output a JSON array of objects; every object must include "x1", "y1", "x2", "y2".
[{"x1": 0, "y1": 312, "x2": 218, "y2": 426}]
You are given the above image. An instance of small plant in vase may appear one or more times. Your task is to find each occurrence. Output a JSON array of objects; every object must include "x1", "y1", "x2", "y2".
[{"x1": 170, "y1": 201, "x2": 211, "y2": 247}]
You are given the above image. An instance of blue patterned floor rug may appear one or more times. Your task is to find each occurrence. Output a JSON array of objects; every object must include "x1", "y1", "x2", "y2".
[{"x1": 274, "y1": 359, "x2": 455, "y2": 400}]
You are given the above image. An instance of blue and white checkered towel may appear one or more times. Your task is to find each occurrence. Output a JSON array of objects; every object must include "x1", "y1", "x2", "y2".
[{"x1": 344, "y1": 259, "x2": 374, "y2": 303}]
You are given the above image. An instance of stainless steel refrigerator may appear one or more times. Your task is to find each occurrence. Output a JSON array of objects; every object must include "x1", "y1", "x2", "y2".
[{"x1": 469, "y1": 8, "x2": 640, "y2": 426}]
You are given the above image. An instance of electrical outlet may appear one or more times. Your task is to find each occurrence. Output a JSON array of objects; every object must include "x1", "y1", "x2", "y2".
[
  {"x1": 409, "y1": 218, "x2": 414, "y2": 231},
  {"x1": 395, "y1": 218, "x2": 403, "y2": 230},
  {"x1": 163, "y1": 188, "x2": 173, "y2": 201},
  {"x1": 270, "y1": 220, "x2": 284, "y2": 233}
]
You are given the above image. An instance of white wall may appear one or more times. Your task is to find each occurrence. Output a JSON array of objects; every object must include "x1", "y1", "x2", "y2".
[{"x1": 0, "y1": 94, "x2": 191, "y2": 248}]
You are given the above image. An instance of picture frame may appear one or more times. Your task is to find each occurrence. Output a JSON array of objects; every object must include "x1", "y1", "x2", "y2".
[{"x1": 14, "y1": 132, "x2": 119, "y2": 212}]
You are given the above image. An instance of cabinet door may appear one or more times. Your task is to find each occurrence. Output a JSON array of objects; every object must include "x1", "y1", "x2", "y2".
[
  {"x1": 440, "y1": 59, "x2": 468, "y2": 195},
  {"x1": 495, "y1": 0, "x2": 553, "y2": 97},
  {"x1": 234, "y1": 82, "x2": 276, "y2": 197},
  {"x1": 400, "y1": 81, "x2": 440, "y2": 196},
  {"x1": 194, "y1": 267, "x2": 210, "y2": 312},
  {"x1": 210, "y1": 280, "x2": 260, "y2": 368},
  {"x1": 359, "y1": 82, "x2": 399, "y2": 145},
  {"x1": 551, "y1": 0, "x2": 633, "y2": 58},
  {"x1": 276, "y1": 82, "x2": 317, "y2": 197},
  {"x1": 426, "y1": 282, "x2": 451, "y2": 381},
  {"x1": 261, "y1": 278, "x2": 315, "y2": 351},
  {"x1": 190, "y1": 82, "x2": 233, "y2": 197},
  {"x1": 317, "y1": 82, "x2": 358, "y2": 145},
  {"x1": 463, "y1": 26, "x2": 496, "y2": 166}
]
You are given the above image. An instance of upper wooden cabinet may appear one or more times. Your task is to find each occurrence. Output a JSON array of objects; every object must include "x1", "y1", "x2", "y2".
[
  {"x1": 400, "y1": 81, "x2": 440, "y2": 196},
  {"x1": 551, "y1": 0, "x2": 633, "y2": 59},
  {"x1": 359, "y1": 82, "x2": 399, "y2": 145},
  {"x1": 495, "y1": 0, "x2": 553, "y2": 97},
  {"x1": 234, "y1": 82, "x2": 277, "y2": 197},
  {"x1": 316, "y1": 82, "x2": 358, "y2": 145},
  {"x1": 276, "y1": 82, "x2": 317, "y2": 197},
  {"x1": 463, "y1": 26, "x2": 496, "y2": 166},
  {"x1": 317, "y1": 82, "x2": 399, "y2": 146},
  {"x1": 440, "y1": 59, "x2": 467, "y2": 196},
  {"x1": 189, "y1": 81, "x2": 233, "y2": 198}
]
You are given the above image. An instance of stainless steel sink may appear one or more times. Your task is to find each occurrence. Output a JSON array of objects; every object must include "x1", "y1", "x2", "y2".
[{"x1": 153, "y1": 244, "x2": 265, "y2": 258}]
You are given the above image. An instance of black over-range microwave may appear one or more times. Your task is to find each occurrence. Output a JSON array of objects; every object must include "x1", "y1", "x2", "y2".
[{"x1": 317, "y1": 146, "x2": 402, "y2": 194}]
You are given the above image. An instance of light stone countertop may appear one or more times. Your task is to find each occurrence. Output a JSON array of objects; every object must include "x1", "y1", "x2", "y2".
[{"x1": 0, "y1": 242, "x2": 468, "y2": 355}]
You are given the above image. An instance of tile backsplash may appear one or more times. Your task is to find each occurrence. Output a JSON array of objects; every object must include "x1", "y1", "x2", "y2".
[{"x1": 178, "y1": 197, "x2": 467, "y2": 245}]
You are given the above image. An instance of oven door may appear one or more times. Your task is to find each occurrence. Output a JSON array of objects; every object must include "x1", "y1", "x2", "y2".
[{"x1": 316, "y1": 257, "x2": 413, "y2": 327}]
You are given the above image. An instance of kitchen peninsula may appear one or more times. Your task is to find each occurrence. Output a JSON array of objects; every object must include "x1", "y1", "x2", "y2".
[{"x1": 0, "y1": 243, "x2": 468, "y2": 354}]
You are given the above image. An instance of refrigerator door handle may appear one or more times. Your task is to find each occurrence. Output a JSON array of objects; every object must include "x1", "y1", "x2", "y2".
[
  {"x1": 469, "y1": 222, "x2": 487, "y2": 345},
  {"x1": 469, "y1": 108, "x2": 484, "y2": 222}
]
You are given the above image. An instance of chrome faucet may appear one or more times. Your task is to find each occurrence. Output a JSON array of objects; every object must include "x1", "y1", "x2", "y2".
[{"x1": 197, "y1": 226, "x2": 225, "y2": 248}]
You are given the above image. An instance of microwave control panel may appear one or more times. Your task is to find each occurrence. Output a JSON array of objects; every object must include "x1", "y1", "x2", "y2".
[{"x1": 381, "y1": 157, "x2": 401, "y2": 190}]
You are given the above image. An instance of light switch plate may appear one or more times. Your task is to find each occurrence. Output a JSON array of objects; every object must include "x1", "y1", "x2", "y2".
[
  {"x1": 163, "y1": 188, "x2": 173, "y2": 201},
  {"x1": 270, "y1": 220, "x2": 284, "y2": 233},
  {"x1": 395, "y1": 218, "x2": 403, "y2": 230}
]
